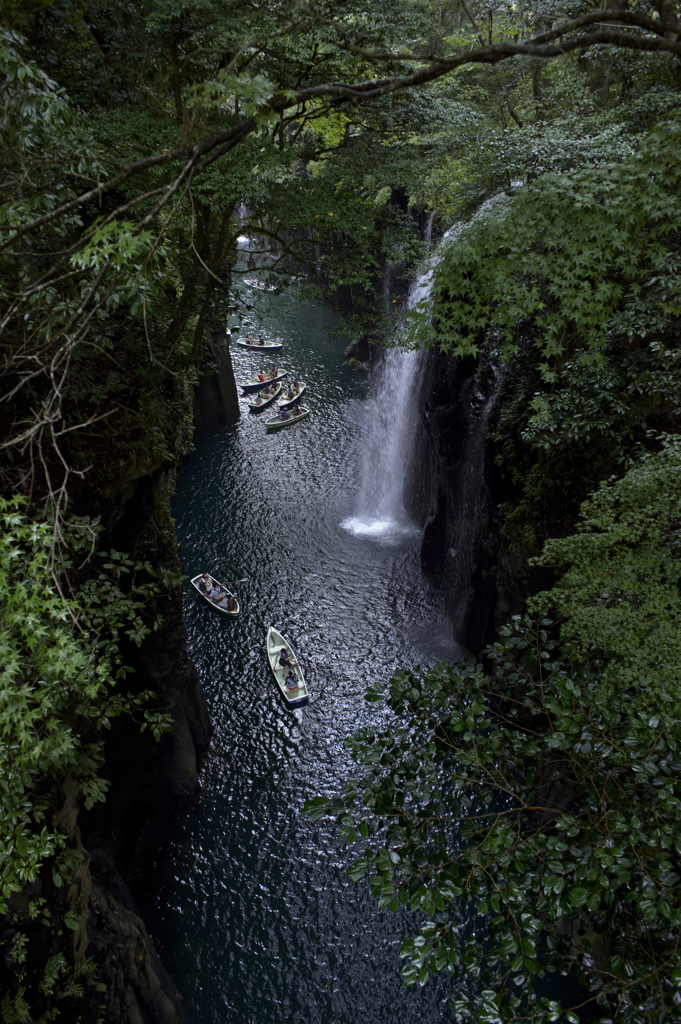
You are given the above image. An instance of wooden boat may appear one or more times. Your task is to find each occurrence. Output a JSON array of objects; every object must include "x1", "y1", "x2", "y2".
[
  {"x1": 241, "y1": 369, "x2": 288, "y2": 393},
  {"x1": 248, "y1": 383, "x2": 282, "y2": 411},
  {"x1": 236, "y1": 338, "x2": 283, "y2": 352},
  {"x1": 277, "y1": 382, "x2": 307, "y2": 409},
  {"x1": 266, "y1": 627, "x2": 308, "y2": 707},
  {"x1": 244, "y1": 277, "x2": 274, "y2": 291},
  {"x1": 265, "y1": 405, "x2": 310, "y2": 431},
  {"x1": 190, "y1": 574, "x2": 239, "y2": 616}
]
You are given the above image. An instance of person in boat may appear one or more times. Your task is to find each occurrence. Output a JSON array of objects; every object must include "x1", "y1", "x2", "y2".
[
  {"x1": 258, "y1": 335, "x2": 265, "y2": 345},
  {"x1": 279, "y1": 648, "x2": 293, "y2": 668},
  {"x1": 285, "y1": 671, "x2": 298, "y2": 691},
  {"x1": 253, "y1": 394, "x2": 263, "y2": 405},
  {"x1": 227, "y1": 595, "x2": 238, "y2": 612},
  {"x1": 257, "y1": 370, "x2": 265, "y2": 382},
  {"x1": 280, "y1": 407, "x2": 290, "y2": 420},
  {"x1": 210, "y1": 584, "x2": 225, "y2": 602},
  {"x1": 201, "y1": 573, "x2": 211, "y2": 590}
]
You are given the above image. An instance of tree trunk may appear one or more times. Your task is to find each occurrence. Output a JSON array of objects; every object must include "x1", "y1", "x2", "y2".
[{"x1": 169, "y1": 18, "x2": 183, "y2": 121}]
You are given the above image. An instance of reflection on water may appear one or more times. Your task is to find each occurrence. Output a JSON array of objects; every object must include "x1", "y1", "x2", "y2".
[{"x1": 132, "y1": 289, "x2": 462, "y2": 1024}]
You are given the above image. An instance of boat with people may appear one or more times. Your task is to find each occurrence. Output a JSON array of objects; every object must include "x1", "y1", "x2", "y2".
[
  {"x1": 236, "y1": 336, "x2": 283, "y2": 352},
  {"x1": 265, "y1": 404, "x2": 310, "y2": 431},
  {"x1": 248, "y1": 383, "x2": 282, "y2": 411},
  {"x1": 241, "y1": 367, "x2": 288, "y2": 392},
  {"x1": 190, "y1": 573, "x2": 239, "y2": 616},
  {"x1": 243, "y1": 278, "x2": 276, "y2": 292},
  {"x1": 266, "y1": 626, "x2": 308, "y2": 707},
  {"x1": 277, "y1": 381, "x2": 307, "y2": 408}
]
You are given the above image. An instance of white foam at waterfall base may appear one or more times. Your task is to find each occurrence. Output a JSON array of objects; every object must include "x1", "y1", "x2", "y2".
[{"x1": 341, "y1": 514, "x2": 419, "y2": 543}]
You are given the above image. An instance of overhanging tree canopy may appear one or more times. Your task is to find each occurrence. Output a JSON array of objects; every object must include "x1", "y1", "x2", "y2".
[{"x1": 2, "y1": 0, "x2": 681, "y2": 523}]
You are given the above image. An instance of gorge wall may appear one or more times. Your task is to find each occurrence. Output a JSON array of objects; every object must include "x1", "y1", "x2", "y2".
[
  {"x1": 61, "y1": 315, "x2": 245, "y2": 1022},
  {"x1": 337, "y1": 209, "x2": 521, "y2": 656},
  {"x1": 193, "y1": 327, "x2": 241, "y2": 431},
  {"x1": 71, "y1": 229, "x2": 518, "y2": 1021},
  {"x1": 409, "y1": 348, "x2": 534, "y2": 656},
  {"x1": 73, "y1": 393, "x2": 213, "y2": 1024}
]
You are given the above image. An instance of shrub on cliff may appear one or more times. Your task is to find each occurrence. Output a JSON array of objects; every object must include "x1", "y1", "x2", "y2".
[
  {"x1": 531, "y1": 435, "x2": 681, "y2": 707},
  {"x1": 0, "y1": 499, "x2": 173, "y2": 1020},
  {"x1": 305, "y1": 617, "x2": 681, "y2": 1023},
  {"x1": 420, "y1": 109, "x2": 681, "y2": 549},
  {"x1": 419, "y1": 112, "x2": 681, "y2": 369},
  {"x1": 490, "y1": 330, "x2": 681, "y2": 549}
]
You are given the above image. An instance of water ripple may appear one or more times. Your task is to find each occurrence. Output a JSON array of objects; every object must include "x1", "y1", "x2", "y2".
[{"x1": 132, "y1": 291, "x2": 461, "y2": 1023}]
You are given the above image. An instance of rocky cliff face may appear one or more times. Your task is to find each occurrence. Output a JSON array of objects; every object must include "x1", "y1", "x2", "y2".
[
  {"x1": 193, "y1": 327, "x2": 240, "y2": 430},
  {"x1": 411, "y1": 347, "x2": 559, "y2": 655},
  {"x1": 411, "y1": 350, "x2": 502, "y2": 654},
  {"x1": 76, "y1": 405, "x2": 213, "y2": 1023}
]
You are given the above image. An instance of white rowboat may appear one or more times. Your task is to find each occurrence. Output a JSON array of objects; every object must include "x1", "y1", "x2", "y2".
[
  {"x1": 236, "y1": 339, "x2": 283, "y2": 352},
  {"x1": 265, "y1": 406, "x2": 310, "y2": 431},
  {"x1": 241, "y1": 370, "x2": 287, "y2": 392},
  {"x1": 191, "y1": 574, "x2": 239, "y2": 616},
  {"x1": 277, "y1": 382, "x2": 307, "y2": 408},
  {"x1": 248, "y1": 384, "x2": 282, "y2": 411},
  {"x1": 266, "y1": 627, "x2": 308, "y2": 707},
  {"x1": 244, "y1": 278, "x2": 276, "y2": 291}
]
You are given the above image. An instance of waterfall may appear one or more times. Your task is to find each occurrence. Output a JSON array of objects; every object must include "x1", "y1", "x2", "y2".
[
  {"x1": 342, "y1": 256, "x2": 435, "y2": 544},
  {"x1": 342, "y1": 348, "x2": 425, "y2": 542}
]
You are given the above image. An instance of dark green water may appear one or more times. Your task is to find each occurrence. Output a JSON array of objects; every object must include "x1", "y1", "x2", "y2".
[{"x1": 134, "y1": 283, "x2": 461, "y2": 1023}]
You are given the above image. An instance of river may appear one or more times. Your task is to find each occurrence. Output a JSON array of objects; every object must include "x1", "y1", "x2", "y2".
[{"x1": 133, "y1": 279, "x2": 462, "y2": 1023}]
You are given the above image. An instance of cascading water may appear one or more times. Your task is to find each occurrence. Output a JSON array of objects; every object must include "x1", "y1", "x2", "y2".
[
  {"x1": 341, "y1": 344, "x2": 426, "y2": 542},
  {"x1": 341, "y1": 224, "x2": 438, "y2": 544}
]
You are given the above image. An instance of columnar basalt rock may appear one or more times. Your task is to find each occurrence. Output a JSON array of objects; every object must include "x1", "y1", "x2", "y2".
[
  {"x1": 412, "y1": 348, "x2": 560, "y2": 654},
  {"x1": 73, "y1": 403, "x2": 213, "y2": 1022},
  {"x1": 87, "y1": 863, "x2": 184, "y2": 1024},
  {"x1": 412, "y1": 349, "x2": 504, "y2": 654},
  {"x1": 193, "y1": 327, "x2": 240, "y2": 430}
]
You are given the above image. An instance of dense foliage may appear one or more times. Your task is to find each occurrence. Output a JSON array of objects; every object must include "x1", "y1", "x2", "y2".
[
  {"x1": 416, "y1": 112, "x2": 681, "y2": 364},
  {"x1": 305, "y1": 617, "x2": 681, "y2": 1023},
  {"x1": 2, "y1": 0, "x2": 680, "y2": 513},
  {"x1": 0, "y1": 498, "x2": 173, "y2": 1020},
  {"x1": 301, "y1": 4, "x2": 681, "y2": 1022},
  {"x1": 3, "y1": 0, "x2": 681, "y2": 1018},
  {"x1": 530, "y1": 436, "x2": 681, "y2": 706}
]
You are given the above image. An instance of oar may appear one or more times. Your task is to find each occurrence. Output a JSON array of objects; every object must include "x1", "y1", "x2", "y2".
[{"x1": 207, "y1": 571, "x2": 247, "y2": 587}]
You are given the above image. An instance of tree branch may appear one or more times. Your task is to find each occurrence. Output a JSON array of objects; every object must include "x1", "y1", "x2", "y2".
[{"x1": 3, "y1": 11, "x2": 679, "y2": 253}]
